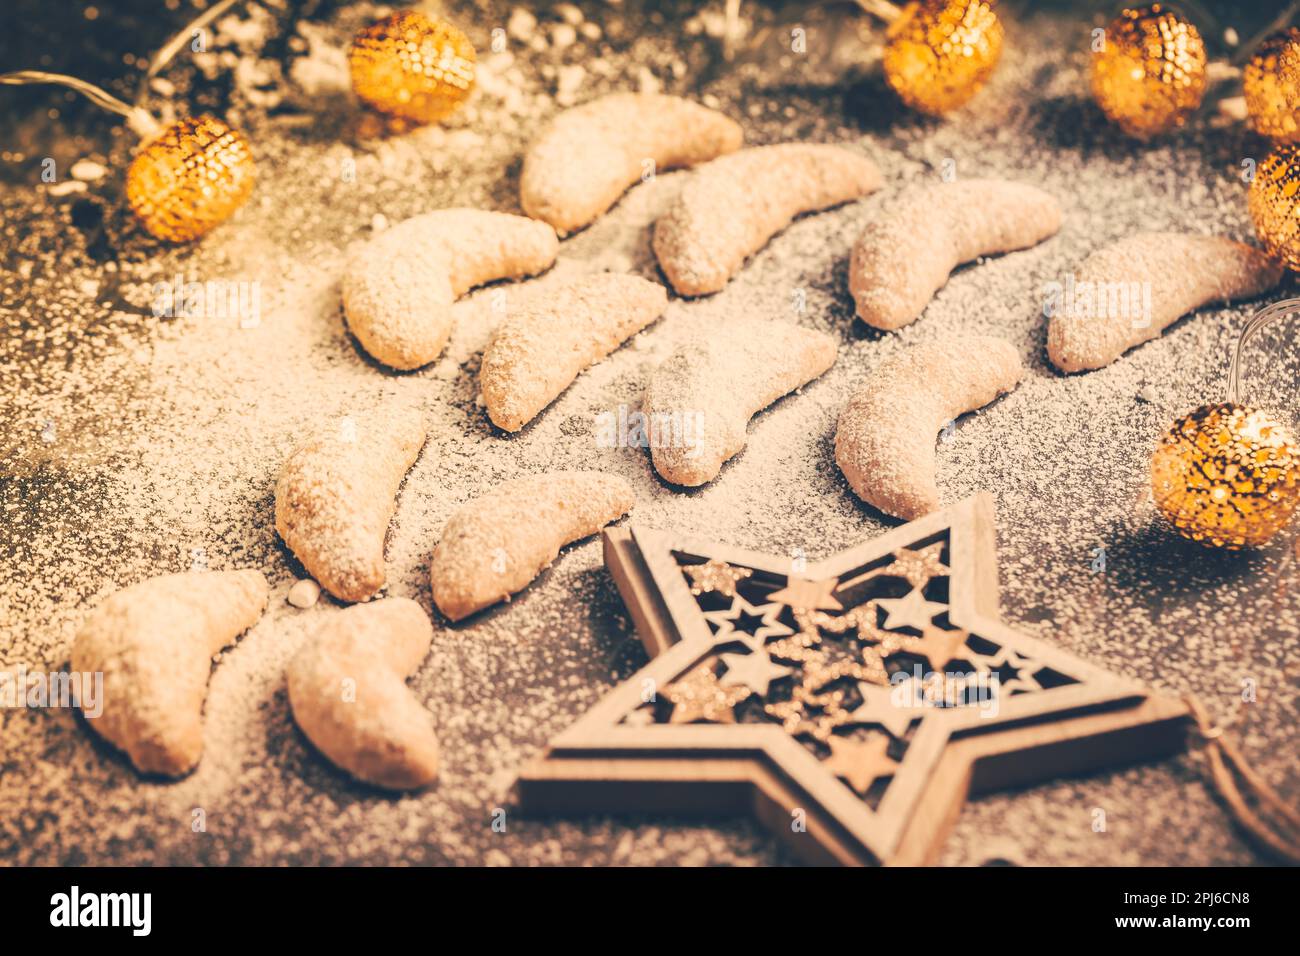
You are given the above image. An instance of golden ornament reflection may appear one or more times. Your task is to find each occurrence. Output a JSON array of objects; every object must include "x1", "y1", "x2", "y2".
[
  {"x1": 348, "y1": 10, "x2": 476, "y2": 126},
  {"x1": 1090, "y1": 4, "x2": 1206, "y2": 139},
  {"x1": 1244, "y1": 28, "x2": 1300, "y2": 142},
  {"x1": 1248, "y1": 143, "x2": 1300, "y2": 273},
  {"x1": 126, "y1": 115, "x2": 255, "y2": 243},
  {"x1": 882, "y1": 0, "x2": 1004, "y2": 115},
  {"x1": 1151, "y1": 403, "x2": 1300, "y2": 549}
]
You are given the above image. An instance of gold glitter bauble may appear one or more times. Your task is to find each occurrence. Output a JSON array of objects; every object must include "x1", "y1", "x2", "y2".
[
  {"x1": 126, "y1": 115, "x2": 255, "y2": 243},
  {"x1": 1247, "y1": 143, "x2": 1300, "y2": 272},
  {"x1": 348, "y1": 10, "x2": 476, "y2": 125},
  {"x1": 1090, "y1": 4, "x2": 1207, "y2": 139},
  {"x1": 1243, "y1": 28, "x2": 1300, "y2": 142},
  {"x1": 882, "y1": 0, "x2": 1004, "y2": 115},
  {"x1": 1151, "y1": 403, "x2": 1300, "y2": 549}
]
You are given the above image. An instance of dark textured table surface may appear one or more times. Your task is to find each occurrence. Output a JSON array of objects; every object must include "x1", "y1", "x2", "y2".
[{"x1": 1, "y1": 0, "x2": 1297, "y2": 866}]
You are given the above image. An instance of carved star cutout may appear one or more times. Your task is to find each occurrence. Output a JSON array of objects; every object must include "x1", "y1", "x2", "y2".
[
  {"x1": 768, "y1": 576, "x2": 842, "y2": 611},
  {"x1": 823, "y1": 735, "x2": 898, "y2": 795},
  {"x1": 719, "y1": 648, "x2": 794, "y2": 696},
  {"x1": 684, "y1": 559, "x2": 751, "y2": 597},
  {"x1": 663, "y1": 665, "x2": 751, "y2": 724},
  {"x1": 522, "y1": 495, "x2": 1189, "y2": 866},
  {"x1": 877, "y1": 588, "x2": 948, "y2": 633},
  {"x1": 702, "y1": 594, "x2": 793, "y2": 646},
  {"x1": 983, "y1": 647, "x2": 1045, "y2": 694}
]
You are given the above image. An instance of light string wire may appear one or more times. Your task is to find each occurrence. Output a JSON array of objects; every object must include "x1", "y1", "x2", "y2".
[
  {"x1": 0, "y1": 69, "x2": 163, "y2": 137},
  {"x1": 1185, "y1": 695, "x2": 1300, "y2": 864},
  {"x1": 724, "y1": 0, "x2": 901, "y2": 62},
  {"x1": 1183, "y1": 293, "x2": 1300, "y2": 863},
  {"x1": 0, "y1": 0, "x2": 249, "y2": 139},
  {"x1": 1226, "y1": 296, "x2": 1300, "y2": 404},
  {"x1": 1229, "y1": 0, "x2": 1300, "y2": 67},
  {"x1": 853, "y1": 0, "x2": 903, "y2": 25},
  {"x1": 136, "y1": 0, "x2": 245, "y2": 105},
  {"x1": 0, "y1": 70, "x2": 136, "y2": 119}
]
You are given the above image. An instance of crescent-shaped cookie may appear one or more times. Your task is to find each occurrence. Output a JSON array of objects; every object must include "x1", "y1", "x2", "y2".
[
  {"x1": 850, "y1": 180, "x2": 1063, "y2": 330},
  {"x1": 644, "y1": 321, "x2": 837, "y2": 486},
  {"x1": 287, "y1": 598, "x2": 438, "y2": 791},
  {"x1": 480, "y1": 273, "x2": 668, "y2": 432},
  {"x1": 653, "y1": 144, "x2": 884, "y2": 296},
  {"x1": 275, "y1": 407, "x2": 427, "y2": 603},
  {"x1": 520, "y1": 93, "x2": 743, "y2": 234},
  {"x1": 430, "y1": 471, "x2": 634, "y2": 621},
  {"x1": 835, "y1": 336, "x2": 1023, "y2": 520},
  {"x1": 71, "y1": 570, "x2": 269, "y2": 777},
  {"x1": 1046, "y1": 232, "x2": 1283, "y2": 373},
  {"x1": 342, "y1": 208, "x2": 558, "y2": 370}
]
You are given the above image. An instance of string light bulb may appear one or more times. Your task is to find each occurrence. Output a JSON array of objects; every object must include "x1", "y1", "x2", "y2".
[
  {"x1": 1244, "y1": 28, "x2": 1300, "y2": 143},
  {"x1": 0, "y1": 0, "x2": 256, "y2": 243},
  {"x1": 126, "y1": 115, "x2": 255, "y2": 243},
  {"x1": 0, "y1": 71, "x2": 254, "y2": 243},
  {"x1": 348, "y1": 10, "x2": 476, "y2": 126},
  {"x1": 881, "y1": 0, "x2": 1004, "y2": 115},
  {"x1": 1248, "y1": 143, "x2": 1300, "y2": 273},
  {"x1": 1090, "y1": 4, "x2": 1207, "y2": 139},
  {"x1": 1151, "y1": 299, "x2": 1300, "y2": 549}
]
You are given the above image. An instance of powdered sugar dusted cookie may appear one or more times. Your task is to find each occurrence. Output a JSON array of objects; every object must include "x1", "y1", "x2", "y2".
[
  {"x1": 480, "y1": 273, "x2": 668, "y2": 432},
  {"x1": 1046, "y1": 232, "x2": 1283, "y2": 373},
  {"x1": 342, "y1": 209, "x2": 558, "y2": 370},
  {"x1": 72, "y1": 570, "x2": 269, "y2": 776},
  {"x1": 835, "y1": 336, "x2": 1023, "y2": 520},
  {"x1": 288, "y1": 598, "x2": 438, "y2": 790},
  {"x1": 520, "y1": 93, "x2": 743, "y2": 234},
  {"x1": 644, "y1": 321, "x2": 837, "y2": 486},
  {"x1": 851, "y1": 180, "x2": 1062, "y2": 330},
  {"x1": 275, "y1": 407, "x2": 427, "y2": 603},
  {"x1": 654, "y1": 144, "x2": 883, "y2": 296},
  {"x1": 431, "y1": 471, "x2": 634, "y2": 621}
]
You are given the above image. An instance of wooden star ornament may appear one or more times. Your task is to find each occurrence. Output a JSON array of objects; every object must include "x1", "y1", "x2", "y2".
[{"x1": 517, "y1": 495, "x2": 1192, "y2": 866}]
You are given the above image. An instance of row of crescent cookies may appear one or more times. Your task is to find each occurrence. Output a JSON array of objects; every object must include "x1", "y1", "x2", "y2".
[
  {"x1": 343, "y1": 92, "x2": 1282, "y2": 519},
  {"x1": 70, "y1": 94, "x2": 1282, "y2": 794}
]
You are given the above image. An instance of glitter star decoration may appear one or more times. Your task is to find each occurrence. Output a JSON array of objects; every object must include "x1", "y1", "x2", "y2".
[
  {"x1": 522, "y1": 495, "x2": 1191, "y2": 866},
  {"x1": 684, "y1": 558, "x2": 752, "y2": 598},
  {"x1": 838, "y1": 542, "x2": 948, "y2": 592},
  {"x1": 901, "y1": 625, "x2": 973, "y2": 671},
  {"x1": 663, "y1": 665, "x2": 751, "y2": 724}
]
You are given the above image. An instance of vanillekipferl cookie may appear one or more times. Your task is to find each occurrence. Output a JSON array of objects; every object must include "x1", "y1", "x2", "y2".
[
  {"x1": 835, "y1": 336, "x2": 1024, "y2": 520},
  {"x1": 275, "y1": 406, "x2": 427, "y2": 603},
  {"x1": 342, "y1": 208, "x2": 558, "y2": 370},
  {"x1": 520, "y1": 92, "x2": 743, "y2": 234},
  {"x1": 643, "y1": 320, "x2": 837, "y2": 487},
  {"x1": 72, "y1": 569, "x2": 269, "y2": 777},
  {"x1": 288, "y1": 597, "x2": 439, "y2": 791},
  {"x1": 1045, "y1": 232, "x2": 1282, "y2": 373},
  {"x1": 850, "y1": 179, "x2": 1063, "y2": 331},
  {"x1": 480, "y1": 273, "x2": 668, "y2": 432},
  {"x1": 430, "y1": 471, "x2": 634, "y2": 621},
  {"x1": 653, "y1": 143, "x2": 883, "y2": 296}
]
